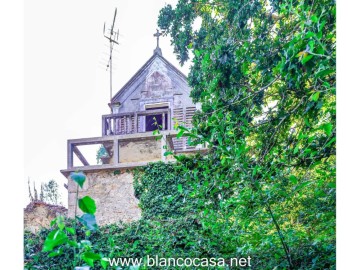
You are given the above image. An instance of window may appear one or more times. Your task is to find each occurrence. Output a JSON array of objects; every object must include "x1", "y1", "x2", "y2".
[{"x1": 145, "y1": 103, "x2": 169, "y2": 132}]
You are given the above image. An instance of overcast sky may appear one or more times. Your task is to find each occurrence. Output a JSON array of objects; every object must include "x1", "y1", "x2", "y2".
[{"x1": 24, "y1": 0, "x2": 191, "y2": 206}]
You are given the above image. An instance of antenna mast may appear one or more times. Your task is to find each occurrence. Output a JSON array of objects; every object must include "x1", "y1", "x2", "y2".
[{"x1": 103, "y1": 8, "x2": 119, "y2": 102}]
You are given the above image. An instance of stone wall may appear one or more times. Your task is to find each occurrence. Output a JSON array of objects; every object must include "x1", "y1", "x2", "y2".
[
  {"x1": 67, "y1": 170, "x2": 141, "y2": 226},
  {"x1": 119, "y1": 138, "x2": 162, "y2": 163},
  {"x1": 24, "y1": 201, "x2": 67, "y2": 233}
]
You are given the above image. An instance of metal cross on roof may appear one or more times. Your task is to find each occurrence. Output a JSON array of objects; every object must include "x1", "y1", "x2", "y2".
[{"x1": 153, "y1": 29, "x2": 163, "y2": 48}]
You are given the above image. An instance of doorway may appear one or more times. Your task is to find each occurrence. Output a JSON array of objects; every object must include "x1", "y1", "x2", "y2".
[{"x1": 145, "y1": 103, "x2": 169, "y2": 132}]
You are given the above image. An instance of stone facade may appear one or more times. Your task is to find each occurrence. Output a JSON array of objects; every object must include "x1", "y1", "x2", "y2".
[
  {"x1": 67, "y1": 170, "x2": 141, "y2": 226},
  {"x1": 111, "y1": 54, "x2": 195, "y2": 116},
  {"x1": 119, "y1": 138, "x2": 162, "y2": 163}
]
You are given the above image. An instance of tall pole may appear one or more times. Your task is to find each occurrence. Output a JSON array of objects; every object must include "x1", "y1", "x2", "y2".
[
  {"x1": 104, "y1": 8, "x2": 119, "y2": 104},
  {"x1": 109, "y1": 41, "x2": 113, "y2": 101}
]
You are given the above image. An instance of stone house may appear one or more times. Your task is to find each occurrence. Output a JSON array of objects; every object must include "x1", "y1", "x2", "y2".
[{"x1": 61, "y1": 37, "x2": 204, "y2": 225}]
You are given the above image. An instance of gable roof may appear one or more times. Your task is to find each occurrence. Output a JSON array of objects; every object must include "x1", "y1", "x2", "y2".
[{"x1": 111, "y1": 53, "x2": 188, "y2": 103}]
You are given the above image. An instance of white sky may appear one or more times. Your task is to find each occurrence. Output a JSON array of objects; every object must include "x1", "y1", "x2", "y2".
[{"x1": 24, "y1": 0, "x2": 191, "y2": 206}]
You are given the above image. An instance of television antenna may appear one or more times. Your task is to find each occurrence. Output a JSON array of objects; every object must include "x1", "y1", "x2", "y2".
[{"x1": 103, "y1": 8, "x2": 119, "y2": 102}]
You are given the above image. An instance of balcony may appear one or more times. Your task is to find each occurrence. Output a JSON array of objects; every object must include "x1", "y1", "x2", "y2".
[
  {"x1": 61, "y1": 107, "x2": 206, "y2": 176},
  {"x1": 102, "y1": 108, "x2": 172, "y2": 136}
]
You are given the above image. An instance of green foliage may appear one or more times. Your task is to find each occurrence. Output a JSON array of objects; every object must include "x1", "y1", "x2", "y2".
[
  {"x1": 70, "y1": 172, "x2": 86, "y2": 189},
  {"x1": 25, "y1": 162, "x2": 236, "y2": 269},
  {"x1": 133, "y1": 162, "x2": 198, "y2": 219},
  {"x1": 158, "y1": 0, "x2": 336, "y2": 268},
  {"x1": 27, "y1": 178, "x2": 61, "y2": 205},
  {"x1": 25, "y1": 157, "x2": 335, "y2": 268},
  {"x1": 96, "y1": 145, "x2": 109, "y2": 165},
  {"x1": 42, "y1": 179, "x2": 61, "y2": 205},
  {"x1": 78, "y1": 196, "x2": 97, "y2": 215},
  {"x1": 25, "y1": 225, "x2": 75, "y2": 269},
  {"x1": 34, "y1": 172, "x2": 106, "y2": 269}
]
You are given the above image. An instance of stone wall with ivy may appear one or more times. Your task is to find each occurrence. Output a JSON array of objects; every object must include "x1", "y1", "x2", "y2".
[
  {"x1": 25, "y1": 161, "x2": 208, "y2": 269},
  {"x1": 26, "y1": 158, "x2": 335, "y2": 269}
]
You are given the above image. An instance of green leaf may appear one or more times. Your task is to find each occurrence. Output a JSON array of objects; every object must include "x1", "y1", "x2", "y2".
[
  {"x1": 322, "y1": 123, "x2": 333, "y2": 136},
  {"x1": 78, "y1": 196, "x2": 97, "y2": 214},
  {"x1": 311, "y1": 92, "x2": 320, "y2": 101},
  {"x1": 308, "y1": 40, "x2": 315, "y2": 52},
  {"x1": 294, "y1": 181, "x2": 312, "y2": 193},
  {"x1": 42, "y1": 230, "x2": 68, "y2": 252},
  {"x1": 289, "y1": 175, "x2": 298, "y2": 184},
  {"x1": 328, "y1": 182, "x2": 336, "y2": 188},
  {"x1": 325, "y1": 137, "x2": 336, "y2": 147},
  {"x1": 305, "y1": 31, "x2": 315, "y2": 38},
  {"x1": 56, "y1": 215, "x2": 65, "y2": 230},
  {"x1": 82, "y1": 255, "x2": 94, "y2": 267},
  {"x1": 177, "y1": 184, "x2": 183, "y2": 193},
  {"x1": 67, "y1": 240, "x2": 78, "y2": 248},
  {"x1": 48, "y1": 250, "x2": 63, "y2": 257},
  {"x1": 252, "y1": 166, "x2": 258, "y2": 177},
  {"x1": 80, "y1": 240, "x2": 92, "y2": 247},
  {"x1": 301, "y1": 54, "x2": 313, "y2": 64},
  {"x1": 50, "y1": 218, "x2": 57, "y2": 227},
  {"x1": 114, "y1": 170, "x2": 120, "y2": 175},
  {"x1": 311, "y1": 15, "x2": 318, "y2": 23},
  {"x1": 70, "y1": 172, "x2": 86, "y2": 188},
  {"x1": 177, "y1": 129, "x2": 185, "y2": 138},
  {"x1": 77, "y1": 214, "x2": 98, "y2": 231},
  {"x1": 164, "y1": 151, "x2": 173, "y2": 156},
  {"x1": 82, "y1": 252, "x2": 101, "y2": 260},
  {"x1": 316, "y1": 68, "x2": 335, "y2": 78},
  {"x1": 101, "y1": 258, "x2": 109, "y2": 269},
  {"x1": 65, "y1": 227, "x2": 75, "y2": 235}
]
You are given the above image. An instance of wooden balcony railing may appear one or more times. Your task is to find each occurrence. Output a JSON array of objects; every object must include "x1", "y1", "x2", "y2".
[
  {"x1": 60, "y1": 106, "x2": 207, "y2": 175},
  {"x1": 65, "y1": 132, "x2": 169, "y2": 170},
  {"x1": 102, "y1": 108, "x2": 171, "y2": 136},
  {"x1": 62, "y1": 131, "x2": 207, "y2": 174}
]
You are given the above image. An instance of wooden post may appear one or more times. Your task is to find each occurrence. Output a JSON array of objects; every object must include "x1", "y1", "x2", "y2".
[
  {"x1": 134, "y1": 112, "x2": 138, "y2": 133},
  {"x1": 67, "y1": 141, "x2": 73, "y2": 169},
  {"x1": 73, "y1": 146, "x2": 90, "y2": 166},
  {"x1": 162, "y1": 113, "x2": 165, "y2": 130},
  {"x1": 113, "y1": 138, "x2": 119, "y2": 164},
  {"x1": 167, "y1": 109, "x2": 171, "y2": 130},
  {"x1": 127, "y1": 115, "x2": 130, "y2": 134},
  {"x1": 102, "y1": 116, "x2": 106, "y2": 136},
  {"x1": 109, "y1": 118, "x2": 114, "y2": 135},
  {"x1": 166, "y1": 135, "x2": 174, "y2": 151}
]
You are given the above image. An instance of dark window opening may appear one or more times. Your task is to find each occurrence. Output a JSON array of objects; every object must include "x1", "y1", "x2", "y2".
[{"x1": 145, "y1": 106, "x2": 168, "y2": 132}]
